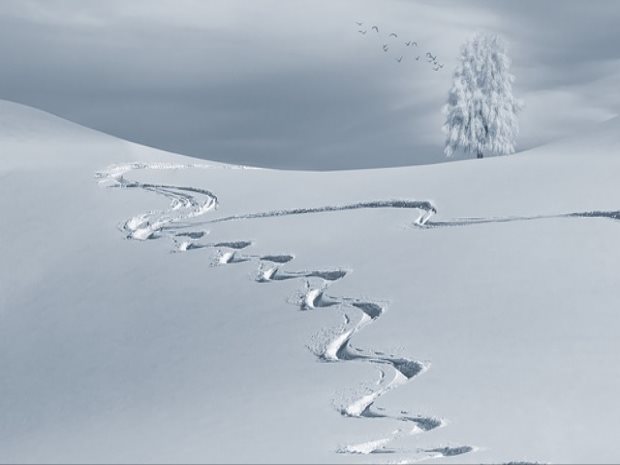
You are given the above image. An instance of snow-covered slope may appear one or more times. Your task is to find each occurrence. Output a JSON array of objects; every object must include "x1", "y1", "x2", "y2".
[{"x1": 2, "y1": 100, "x2": 620, "y2": 464}]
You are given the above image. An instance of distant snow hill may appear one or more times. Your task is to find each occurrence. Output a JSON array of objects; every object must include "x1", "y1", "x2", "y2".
[{"x1": 2, "y1": 99, "x2": 620, "y2": 464}]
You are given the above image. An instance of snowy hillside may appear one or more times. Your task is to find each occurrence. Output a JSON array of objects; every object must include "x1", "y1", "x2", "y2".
[{"x1": 2, "y1": 100, "x2": 620, "y2": 464}]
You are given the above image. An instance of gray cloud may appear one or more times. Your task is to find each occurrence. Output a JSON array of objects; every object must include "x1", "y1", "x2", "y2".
[{"x1": 0, "y1": 0, "x2": 618, "y2": 169}]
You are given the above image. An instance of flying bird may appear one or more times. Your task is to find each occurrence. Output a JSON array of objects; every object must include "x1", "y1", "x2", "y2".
[
  {"x1": 433, "y1": 66, "x2": 440, "y2": 71},
  {"x1": 405, "y1": 41, "x2": 412, "y2": 46},
  {"x1": 389, "y1": 32, "x2": 398, "y2": 38},
  {"x1": 412, "y1": 41, "x2": 418, "y2": 47},
  {"x1": 382, "y1": 44, "x2": 389, "y2": 52},
  {"x1": 358, "y1": 30, "x2": 367, "y2": 34},
  {"x1": 372, "y1": 25, "x2": 379, "y2": 32},
  {"x1": 396, "y1": 56, "x2": 403, "y2": 63},
  {"x1": 415, "y1": 56, "x2": 420, "y2": 61},
  {"x1": 355, "y1": 21, "x2": 363, "y2": 26},
  {"x1": 426, "y1": 52, "x2": 437, "y2": 60}
]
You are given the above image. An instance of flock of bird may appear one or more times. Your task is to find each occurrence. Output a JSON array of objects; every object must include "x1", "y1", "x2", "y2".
[{"x1": 355, "y1": 21, "x2": 444, "y2": 71}]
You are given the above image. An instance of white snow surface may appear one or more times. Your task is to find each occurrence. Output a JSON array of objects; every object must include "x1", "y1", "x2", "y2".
[{"x1": 2, "y1": 99, "x2": 620, "y2": 463}]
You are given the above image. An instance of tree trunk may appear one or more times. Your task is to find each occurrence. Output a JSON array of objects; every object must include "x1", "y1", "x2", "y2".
[{"x1": 477, "y1": 150, "x2": 483, "y2": 159}]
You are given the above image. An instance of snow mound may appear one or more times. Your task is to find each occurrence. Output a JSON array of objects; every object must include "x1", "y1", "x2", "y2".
[{"x1": 0, "y1": 99, "x2": 106, "y2": 141}]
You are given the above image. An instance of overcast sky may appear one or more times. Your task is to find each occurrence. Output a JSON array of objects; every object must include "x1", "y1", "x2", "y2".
[{"x1": 1, "y1": 0, "x2": 619, "y2": 169}]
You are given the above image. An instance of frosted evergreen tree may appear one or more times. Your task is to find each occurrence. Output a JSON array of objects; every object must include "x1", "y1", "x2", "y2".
[{"x1": 443, "y1": 33, "x2": 522, "y2": 159}]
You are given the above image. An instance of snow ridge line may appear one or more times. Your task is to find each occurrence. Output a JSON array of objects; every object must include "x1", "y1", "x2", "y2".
[{"x1": 96, "y1": 162, "x2": 473, "y2": 463}]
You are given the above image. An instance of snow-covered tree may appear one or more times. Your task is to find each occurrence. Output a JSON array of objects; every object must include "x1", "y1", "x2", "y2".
[{"x1": 443, "y1": 33, "x2": 522, "y2": 159}]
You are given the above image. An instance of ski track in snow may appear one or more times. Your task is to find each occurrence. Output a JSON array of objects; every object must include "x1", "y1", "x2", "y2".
[
  {"x1": 200, "y1": 200, "x2": 437, "y2": 226},
  {"x1": 101, "y1": 161, "x2": 616, "y2": 462},
  {"x1": 96, "y1": 162, "x2": 221, "y2": 241},
  {"x1": 419, "y1": 210, "x2": 620, "y2": 229}
]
